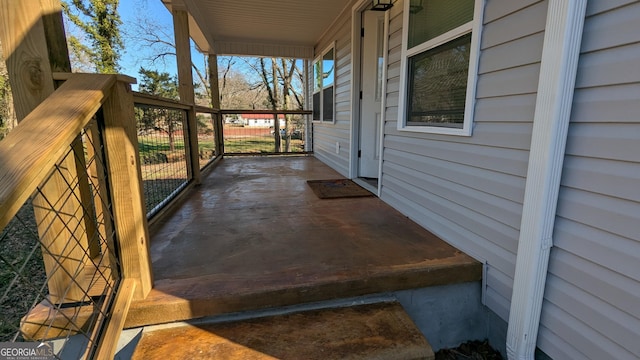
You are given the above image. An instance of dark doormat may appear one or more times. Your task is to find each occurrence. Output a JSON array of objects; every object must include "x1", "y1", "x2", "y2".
[{"x1": 306, "y1": 179, "x2": 374, "y2": 199}]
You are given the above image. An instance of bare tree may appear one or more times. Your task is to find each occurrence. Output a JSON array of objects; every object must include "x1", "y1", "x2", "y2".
[
  {"x1": 217, "y1": 57, "x2": 265, "y2": 110},
  {"x1": 129, "y1": 15, "x2": 212, "y2": 104},
  {"x1": 245, "y1": 57, "x2": 303, "y2": 152}
]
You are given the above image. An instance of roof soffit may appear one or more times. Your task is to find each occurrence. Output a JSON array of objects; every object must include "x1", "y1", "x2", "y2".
[{"x1": 164, "y1": 0, "x2": 353, "y2": 57}]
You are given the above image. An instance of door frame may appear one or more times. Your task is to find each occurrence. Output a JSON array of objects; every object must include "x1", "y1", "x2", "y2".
[{"x1": 349, "y1": 0, "x2": 390, "y2": 195}]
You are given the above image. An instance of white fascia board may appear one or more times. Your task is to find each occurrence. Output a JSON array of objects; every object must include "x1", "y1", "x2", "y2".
[{"x1": 506, "y1": 1, "x2": 587, "y2": 360}]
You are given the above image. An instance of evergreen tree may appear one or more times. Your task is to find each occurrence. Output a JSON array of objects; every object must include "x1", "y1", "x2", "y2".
[
  {"x1": 63, "y1": 0, "x2": 123, "y2": 73},
  {"x1": 138, "y1": 68, "x2": 179, "y2": 99},
  {"x1": 137, "y1": 68, "x2": 181, "y2": 151}
]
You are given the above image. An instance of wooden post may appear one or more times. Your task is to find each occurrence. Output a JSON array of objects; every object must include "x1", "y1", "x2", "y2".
[
  {"x1": 0, "y1": 0, "x2": 56, "y2": 120},
  {"x1": 85, "y1": 120, "x2": 118, "y2": 270},
  {"x1": 208, "y1": 54, "x2": 224, "y2": 156},
  {"x1": 101, "y1": 80, "x2": 153, "y2": 299},
  {"x1": 272, "y1": 59, "x2": 281, "y2": 152},
  {"x1": 40, "y1": 0, "x2": 101, "y2": 259},
  {"x1": 304, "y1": 59, "x2": 312, "y2": 151},
  {"x1": 172, "y1": 8, "x2": 201, "y2": 183},
  {"x1": 0, "y1": 0, "x2": 97, "y2": 303},
  {"x1": 93, "y1": 278, "x2": 136, "y2": 359},
  {"x1": 39, "y1": 0, "x2": 71, "y2": 73}
]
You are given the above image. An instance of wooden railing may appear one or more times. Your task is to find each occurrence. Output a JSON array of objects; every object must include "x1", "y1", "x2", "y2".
[
  {"x1": 131, "y1": 92, "x2": 224, "y2": 219},
  {"x1": 0, "y1": 73, "x2": 151, "y2": 358},
  {"x1": 0, "y1": 70, "x2": 312, "y2": 358}
]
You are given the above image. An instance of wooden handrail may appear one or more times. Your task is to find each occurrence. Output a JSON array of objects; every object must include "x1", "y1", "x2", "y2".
[
  {"x1": 194, "y1": 105, "x2": 220, "y2": 114},
  {"x1": 132, "y1": 93, "x2": 313, "y2": 117},
  {"x1": 132, "y1": 91, "x2": 194, "y2": 111},
  {"x1": 0, "y1": 73, "x2": 117, "y2": 231},
  {"x1": 219, "y1": 109, "x2": 312, "y2": 115},
  {"x1": 53, "y1": 71, "x2": 136, "y2": 85},
  {"x1": 133, "y1": 92, "x2": 222, "y2": 116},
  {"x1": 0, "y1": 73, "x2": 153, "y2": 342}
]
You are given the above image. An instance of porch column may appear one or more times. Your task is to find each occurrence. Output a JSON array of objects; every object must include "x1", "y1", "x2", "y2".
[
  {"x1": 172, "y1": 8, "x2": 201, "y2": 183},
  {"x1": 0, "y1": 0, "x2": 97, "y2": 303},
  {"x1": 40, "y1": 0, "x2": 72, "y2": 73},
  {"x1": 40, "y1": 0, "x2": 100, "y2": 260},
  {"x1": 208, "y1": 54, "x2": 224, "y2": 156},
  {"x1": 0, "y1": 0, "x2": 55, "y2": 120},
  {"x1": 303, "y1": 59, "x2": 311, "y2": 151}
]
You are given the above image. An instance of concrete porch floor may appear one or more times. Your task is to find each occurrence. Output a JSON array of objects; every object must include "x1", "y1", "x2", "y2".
[{"x1": 125, "y1": 156, "x2": 481, "y2": 328}]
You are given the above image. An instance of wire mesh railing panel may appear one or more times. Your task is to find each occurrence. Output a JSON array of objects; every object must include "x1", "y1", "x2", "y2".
[
  {"x1": 0, "y1": 200, "x2": 45, "y2": 341},
  {"x1": 222, "y1": 113, "x2": 308, "y2": 154},
  {"x1": 135, "y1": 105, "x2": 189, "y2": 218},
  {"x1": 0, "y1": 119, "x2": 121, "y2": 359},
  {"x1": 196, "y1": 112, "x2": 217, "y2": 170}
]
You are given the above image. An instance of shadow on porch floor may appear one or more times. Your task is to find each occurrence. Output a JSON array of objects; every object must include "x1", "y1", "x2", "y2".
[{"x1": 124, "y1": 156, "x2": 481, "y2": 328}]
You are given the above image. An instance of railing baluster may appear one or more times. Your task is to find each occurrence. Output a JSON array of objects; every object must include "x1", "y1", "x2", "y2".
[
  {"x1": 71, "y1": 136, "x2": 101, "y2": 259},
  {"x1": 85, "y1": 119, "x2": 119, "y2": 280},
  {"x1": 215, "y1": 112, "x2": 225, "y2": 156},
  {"x1": 185, "y1": 107, "x2": 201, "y2": 184}
]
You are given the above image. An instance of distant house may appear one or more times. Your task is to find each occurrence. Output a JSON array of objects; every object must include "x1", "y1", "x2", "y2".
[{"x1": 239, "y1": 113, "x2": 286, "y2": 127}]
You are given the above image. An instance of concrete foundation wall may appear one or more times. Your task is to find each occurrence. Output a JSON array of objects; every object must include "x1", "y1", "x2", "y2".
[{"x1": 396, "y1": 281, "x2": 507, "y2": 356}]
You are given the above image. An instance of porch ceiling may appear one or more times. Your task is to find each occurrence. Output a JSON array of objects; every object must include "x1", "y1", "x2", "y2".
[{"x1": 162, "y1": 0, "x2": 353, "y2": 59}]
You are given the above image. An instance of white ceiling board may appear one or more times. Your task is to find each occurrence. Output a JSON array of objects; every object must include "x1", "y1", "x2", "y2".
[{"x1": 164, "y1": 0, "x2": 354, "y2": 57}]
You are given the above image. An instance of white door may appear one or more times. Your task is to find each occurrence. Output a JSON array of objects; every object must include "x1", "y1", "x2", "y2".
[{"x1": 358, "y1": 10, "x2": 385, "y2": 179}]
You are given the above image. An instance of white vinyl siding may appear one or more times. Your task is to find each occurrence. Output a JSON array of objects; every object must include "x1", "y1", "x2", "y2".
[
  {"x1": 539, "y1": 1, "x2": 640, "y2": 358},
  {"x1": 309, "y1": 1, "x2": 639, "y2": 358},
  {"x1": 311, "y1": 5, "x2": 354, "y2": 176},
  {"x1": 381, "y1": 0, "x2": 547, "y2": 322}
]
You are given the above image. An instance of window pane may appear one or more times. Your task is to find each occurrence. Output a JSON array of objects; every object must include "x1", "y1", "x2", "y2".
[
  {"x1": 408, "y1": 0, "x2": 474, "y2": 49},
  {"x1": 322, "y1": 49, "x2": 335, "y2": 88},
  {"x1": 376, "y1": 18, "x2": 384, "y2": 101},
  {"x1": 407, "y1": 33, "x2": 471, "y2": 128},
  {"x1": 323, "y1": 86, "x2": 334, "y2": 122}
]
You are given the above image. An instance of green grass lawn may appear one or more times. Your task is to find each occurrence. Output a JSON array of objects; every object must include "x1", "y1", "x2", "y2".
[
  {"x1": 138, "y1": 136, "x2": 215, "y2": 156},
  {"x1": 224, "y1": 138, "x2": 304, "y2": 153},
  {"x1": 138, "y1": 133, "x2": 304, "y2": 157}
]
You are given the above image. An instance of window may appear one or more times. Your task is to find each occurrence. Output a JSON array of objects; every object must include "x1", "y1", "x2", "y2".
[
  {"x1": 398, "y1": 0, "x2": 483, "y2": 136},
  {"x1": 312, "y1": 44, "x2": 335, "y2": 122}
]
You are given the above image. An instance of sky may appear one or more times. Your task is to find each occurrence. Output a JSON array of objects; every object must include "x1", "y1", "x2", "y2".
[
  {"x1": 118, "y1": 0, "x2": 185, "y2": 80},
  {"x1": 64, "y1": 1, "x2": 299, "y2": 94},
  {"x1": 115, "y1": 0, "x2": 257, "y2": 89}
]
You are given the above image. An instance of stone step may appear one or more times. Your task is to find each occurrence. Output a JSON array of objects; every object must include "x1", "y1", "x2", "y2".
[{"x1": 131, "y1": 301, "x2": 434, "y2": 360}]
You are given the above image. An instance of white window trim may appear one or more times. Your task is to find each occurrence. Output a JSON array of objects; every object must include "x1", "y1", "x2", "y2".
[
  {"x1": 312, "y1": 42, "x2": 336, "y2": 123},
  {"x1": 397, "y1": 0, "x2": 485, "y2": 136}
]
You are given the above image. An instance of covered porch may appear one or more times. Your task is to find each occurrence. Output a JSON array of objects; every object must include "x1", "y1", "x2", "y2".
[
  {"x1": 127, "y1": 155, "x2": 481, "y2": 327},
  {"x1": 0, "y1": 0, "x2": 486, "y2": 358}
]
